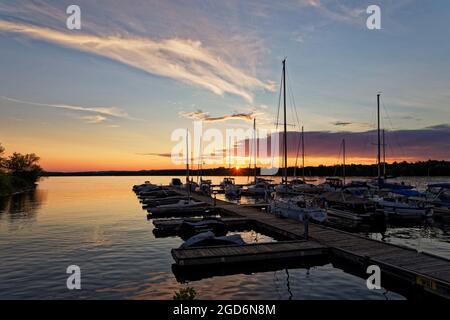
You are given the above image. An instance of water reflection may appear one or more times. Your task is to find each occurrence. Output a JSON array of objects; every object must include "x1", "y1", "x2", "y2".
[
  {"x1": 0, "y1": 189, "x2": 46, "y2": 222},
  {"x1": 0, "y1": 176, "x2": 447, "y2": 299}
]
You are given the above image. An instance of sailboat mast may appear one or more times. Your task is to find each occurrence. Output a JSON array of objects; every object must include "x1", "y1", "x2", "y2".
[
  {"x1": 282, "y1": 59, "x2": 288, "y2": 186},
  {"x1": 228, "y1": 136, "x2": 231, "y2": 170},
  {"x1": 382, "y1": 129, "x2": 386, "y2": 178},
  {"x1": 302, "y1": 126, "x2": 305, "y2": 181},
  {"x1": 377, "y1": 93, "x2": 381, "y2": 185},
  {"x1": 253, "y1": 118, "x2": 257, "y2": 184},
  {"x1": 186, "y1": 129, "x2": 191, "y2": 199},
  {"x1": 342, "y1": 138, "x2": 346, "y2": 185}
]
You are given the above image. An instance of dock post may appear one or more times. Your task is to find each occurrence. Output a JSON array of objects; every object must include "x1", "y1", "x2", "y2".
[{"x1": 213, "y1": 192, "x2": 217, "y2": 207}]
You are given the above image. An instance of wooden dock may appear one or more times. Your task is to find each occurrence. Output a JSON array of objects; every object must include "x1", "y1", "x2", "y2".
[
  {"x1": 173, "y1": 189, "x2": 450, "y2": 299},
  {"x1": 172, "y1": 240, "x2": 328, "y2": 266}
]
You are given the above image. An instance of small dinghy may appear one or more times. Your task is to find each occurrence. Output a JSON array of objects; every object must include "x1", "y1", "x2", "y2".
[
  {"x1": 177, "y1": 218, "x2": 227, "y2": 238},
  {"x1": 180, "y1": 231, "x2": 245, "y2": 249}
]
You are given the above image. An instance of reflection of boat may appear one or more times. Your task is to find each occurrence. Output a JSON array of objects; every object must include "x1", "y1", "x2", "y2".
[
  {"x1": 180, "y1": 231, "x2": 245, "y2": 248},
  {"x1": 148, "y1": 199, "x2": 207, "y2": 215}
]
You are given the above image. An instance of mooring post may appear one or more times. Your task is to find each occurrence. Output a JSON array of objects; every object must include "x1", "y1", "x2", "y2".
[{"x1": 213, "y1": 192, "x2": 217, "y2": 207}]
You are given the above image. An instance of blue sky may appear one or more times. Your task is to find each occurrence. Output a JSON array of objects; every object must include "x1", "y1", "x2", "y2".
[{"x1": 0, "y1": 0, "x2": 449, "y2": 170}]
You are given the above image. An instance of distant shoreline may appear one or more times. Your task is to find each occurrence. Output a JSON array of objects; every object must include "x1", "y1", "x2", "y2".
[{"x1": 42, "y1": 160, "x2": 450, "y2": 177}]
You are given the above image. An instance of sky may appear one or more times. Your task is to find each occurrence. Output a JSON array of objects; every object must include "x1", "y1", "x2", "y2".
[{"x1": 0, "y1": 0, "x2": 449, "y2": 171}]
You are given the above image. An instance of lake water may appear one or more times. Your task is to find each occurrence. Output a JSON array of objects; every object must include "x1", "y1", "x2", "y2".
[{"x1": 0, "y1": 176, "x2": 448, "y2": 300}]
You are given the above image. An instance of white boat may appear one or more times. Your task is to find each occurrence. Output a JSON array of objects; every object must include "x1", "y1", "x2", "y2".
[
  {"x1": 225, "y1": 183, "x2": 241, "y2": 197},
  {"x1": 180, "y1": 231, "x2": 245, "y2": 248},
  {"x1": 148, "y1": 199, "x2": 207, "y2": 215},
  {"x1": 221, "y1": 178, "x2": 241, "y2": 197},
  {"x1": 370, "y1": 194, "x2": 433, "y2": 218},
  {"x1": 195, "y1": 179, "x2": 212, "y2": 195},
  {"x1": 270, "y1": 195, "x2": 327, "y2": 223},
  {"x1": 247, "y1": 179, "x2": 273, "y2": 196}
]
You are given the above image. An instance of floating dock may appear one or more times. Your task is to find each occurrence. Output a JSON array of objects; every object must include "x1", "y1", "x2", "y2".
[
  {"x1": 170, "y1": 189, "x2": 450, "y2": 299},
  {"x1": 172, "y1": 240, "x2": 328, "y2": 266}
]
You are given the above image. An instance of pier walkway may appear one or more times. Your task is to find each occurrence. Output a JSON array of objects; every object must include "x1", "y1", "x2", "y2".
[{"x1": 171, "y1": 189, "x2": 450, "y2": 299}]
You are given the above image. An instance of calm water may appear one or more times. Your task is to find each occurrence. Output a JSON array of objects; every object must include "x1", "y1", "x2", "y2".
[{"x1": 0, "y1": 176, "x2": 448, "y2": 300}]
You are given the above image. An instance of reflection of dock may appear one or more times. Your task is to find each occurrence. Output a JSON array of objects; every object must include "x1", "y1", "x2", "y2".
[{"x1": 171, "y1": 189, "x2": 450, "y2": 299}]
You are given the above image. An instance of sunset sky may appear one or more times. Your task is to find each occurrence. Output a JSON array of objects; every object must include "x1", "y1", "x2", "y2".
[{"x1": 0, "y1": 0, "x2": 449, "y2": 172}]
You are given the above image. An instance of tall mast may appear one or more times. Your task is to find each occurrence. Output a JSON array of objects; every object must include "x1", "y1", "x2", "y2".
[
  {"x1": 253, "y1": 118, "x2": 257, "y2": 184},
  {"x1": 377, "y1": 93, "x2": 381, "y2": 185},
  {"x1": 282, "y1": 59, "x2": 288, "y2": 186},
  {"x1": 302, "y1": 126, "x2": 305, "y2": 181},
  {"x1": 228, "y1": 136, "x2": 232, "y2": 174},
  {"x1": 382, "y1": 129, "x2": 386, "y2": 178},
  {"x1": 186, "y1": 129, "x2": 190, "y2": 199},
  {"x1": 342, "y1": 138, "x2": 346, "y2": 185}
]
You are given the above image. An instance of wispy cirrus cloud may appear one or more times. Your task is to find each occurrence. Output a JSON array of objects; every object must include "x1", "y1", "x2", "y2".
[
  {"x1": 0, "y1": 20, "x2": 274, "y2": 102},
  {"x1": 179, "y1": 109, "x2": 260, "y2": 122},
  {"x1": 0, "y1": 96, "x2": 131, "y2": 121}
]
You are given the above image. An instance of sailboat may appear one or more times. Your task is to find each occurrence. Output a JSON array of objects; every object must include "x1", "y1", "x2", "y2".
[
  {"x1": 149, "y1": 130, "x2": 206, "y2": 216},
  {"x1": 246, "y1": 118, "x2": 274, "y2": 196},
  {"x1": 269, "y1": 59, "x2": 327, "y2": 223},
  {"x1": 365, "y1": 94, "x2": 431, "y2": 218},
  {"x1": 220, "y1": 137, "x2": 242, "y2": 197}
]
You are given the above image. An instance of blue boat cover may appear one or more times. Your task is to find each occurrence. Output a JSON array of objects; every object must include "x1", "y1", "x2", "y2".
[{"x1": 390, "y1": 189, "x2": 424, "y2": 197}]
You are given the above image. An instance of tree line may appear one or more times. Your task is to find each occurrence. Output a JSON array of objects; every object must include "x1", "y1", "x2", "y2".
[
  {"x1": 44, "y1": 160, "x2": 450, "y2": 177},
  {"x1": 0, "y1": 143, "x2": 43, "y2": 196}
]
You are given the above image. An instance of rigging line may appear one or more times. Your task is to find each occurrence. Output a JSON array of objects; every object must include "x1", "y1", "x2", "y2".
[
  {"x1": 286, "y1": 68, "x2": 302, "y2": 170},
  {"x1": 286, "y1": 68, "x2": 301, "y2": 129},
  {"x1": 271, "y1": 67, "x2": 284, "y2": 168}
]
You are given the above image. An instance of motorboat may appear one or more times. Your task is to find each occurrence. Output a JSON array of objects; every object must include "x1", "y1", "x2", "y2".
[
  {"x1": 220, "y1": 178, "x2": 242, "y2": 197},
  {"x1": 318, "y1": 178, "x2": 344, "y2": 191},
  {"x1": 425, "y1": 183, "x2": 450, "y2": 208},
  {"x1": 133, "y1": 181, "x2": 161, "y2": 194},
  {"x1": 246, "y1": 178, "x2": 273, "y2": 196},
  {"x1": 270, "y1": 194, "x2": 327, "y2": 223},
  {"x1": 195, "y1": 179, "x2": 212, "y2": 196},
  {"x1": 148, "y1": 199, "x2": 207, "y2": 215},
  {"x1": 320, "y1": 190, "x2": 377, "y2": 214},
  {"x1": 142, "y1": 196, "x2": 190, "y2": 207},
  {"x1": 180, "y1": 231, "x2": 245, "y2": 249},
  {"x1": 170, "y1": 178, "x2": 183, "y2": 188},
  {"x1": 370, "y1": 192, "x2": 433, "y2": 218},
  {"x1": 177, "y1": 218, "x2": 227, "y2": 238}
]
